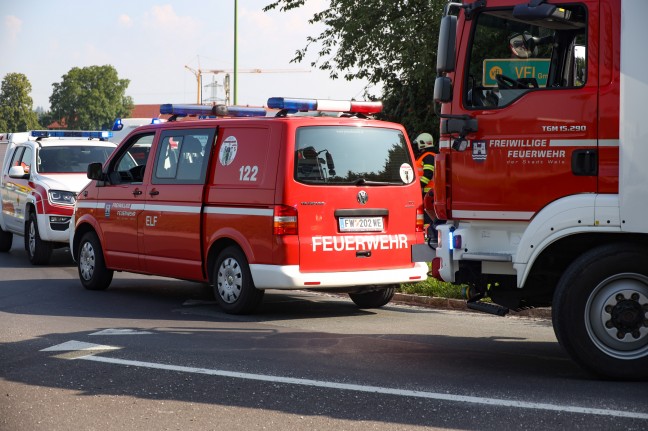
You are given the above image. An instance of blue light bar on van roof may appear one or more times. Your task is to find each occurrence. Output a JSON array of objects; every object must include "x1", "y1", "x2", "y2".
[
  {"x1": 160, "y1": 104, "x2": 266, "y2": 118},
  {"x1": 111, "y1": 118, "x2": 163, "y2": 131},
  {"x1": 267, "y1": 97, "x2": 383, "y2": 114},
  {"x1": 30, "y1": 130, "x2": 113, "y2": 139}
]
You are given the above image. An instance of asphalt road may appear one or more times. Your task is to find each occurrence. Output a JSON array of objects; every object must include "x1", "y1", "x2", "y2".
[{"x1": 1, "y1": 237, "x2": 647, "y2": 431}]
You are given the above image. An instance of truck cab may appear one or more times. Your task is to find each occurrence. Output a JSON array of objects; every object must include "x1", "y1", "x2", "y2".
[{"x1": 423, "y1": 0, "x2": 648, "y2": 380}]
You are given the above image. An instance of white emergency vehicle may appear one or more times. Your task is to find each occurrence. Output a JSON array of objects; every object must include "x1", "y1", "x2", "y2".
[{"x1": 0, "y1": 131, "x2": 116, "y2": 264}]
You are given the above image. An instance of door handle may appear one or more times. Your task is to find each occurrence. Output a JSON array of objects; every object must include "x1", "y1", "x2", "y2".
[
  {"x1": 571, "y1": 149, "x2": 598, "y2": 176},
  {"x1": 132, "y1": 188, "x2": 143, "y2": 196},
  {"x1": 149, "y1": 189, "x2": 160, "y2": 196}
]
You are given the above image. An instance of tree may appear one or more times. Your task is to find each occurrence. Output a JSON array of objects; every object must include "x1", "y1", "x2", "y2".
[
  {"x1": 0, "y1": 73, "x2": 41, "y2": 132},
  {"x1": 49, "y1": 65, "x2": 134, "y2": 130},
  {"x1": 263, "y1": 0, "x2": 446, "y2": 143}
]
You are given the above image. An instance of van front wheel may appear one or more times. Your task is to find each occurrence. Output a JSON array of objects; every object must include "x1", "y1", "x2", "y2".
[
  {"x1": 213, "y1": 246, "x2": 263, "y2": 314},
  {"x1": 78, "y1": 231, "x2": 113, "y2": 291},
  {"x1": 349, "y1": 286, "x2": 396, "y2": 308}
]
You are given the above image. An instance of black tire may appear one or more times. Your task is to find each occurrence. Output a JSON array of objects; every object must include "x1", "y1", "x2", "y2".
[
  {"x1": 553, "y1": 243, "x2": 648, "y2": 380},
  {"x1": 212, "y1": 246, "x2": 263, "y2": 314},
  {"x1": 349, "y1": 285, "x2": 396, "y2": 308},
  {"x1": 0, "y1": 226, "x2": 12, "y2": 252},
  {"x1": 25, "y1": 212, "x2": 52, "y2": 265},
  {"x1": 77, "y1": 231, "x2": 113, "y2": 291}
]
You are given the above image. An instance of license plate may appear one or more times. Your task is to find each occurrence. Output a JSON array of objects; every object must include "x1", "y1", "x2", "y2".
[{"x1": 339, "y1": 217, "x2": 384, "y2": 232}]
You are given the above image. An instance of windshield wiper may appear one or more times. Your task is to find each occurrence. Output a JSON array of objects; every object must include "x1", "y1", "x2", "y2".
[{"x1": 354, "y1": 178, "x2": 399, "y2": 186}]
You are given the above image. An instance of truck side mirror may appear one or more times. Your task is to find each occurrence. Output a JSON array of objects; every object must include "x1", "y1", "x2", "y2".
[
  {"x1": 437, "y1": 15, "x2": 457, "y2": 74},
  {"x1": 8, "y1": 165, "x2": 29, "y2": 179},
  {"x1": 87, "y1": 162, "x2": 103, "y2": 180},
  {"x1": 434, "y1": 77, "x2": 453, "y2": 103}
]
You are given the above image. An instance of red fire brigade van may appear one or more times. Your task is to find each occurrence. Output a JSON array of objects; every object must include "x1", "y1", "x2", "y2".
[
  {"x1": 416, "y1": 0, "x2": 648, "y2": 379},
  {"x1": 71, "y1": 98, "x2": 428, "y2": 314}
]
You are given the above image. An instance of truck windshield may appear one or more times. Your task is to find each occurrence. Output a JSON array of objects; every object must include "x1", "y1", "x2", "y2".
[
  {"x1": 294, "y1": 126, "x2": 413, "y2": 185},
  {"x1": 465, "y1": 5, "x2": 587, "y2": 109},
  {"x1": 38, "y1": 146, "x2": 114, "y2": 174}
]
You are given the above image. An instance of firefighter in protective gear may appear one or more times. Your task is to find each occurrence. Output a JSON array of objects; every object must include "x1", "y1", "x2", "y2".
[
  {"x1": 415, "y1": 133, "x2": 437, "y2": 238},
  {"x1": 415, "y1": 133, "x2": 436, "y2": 197}
]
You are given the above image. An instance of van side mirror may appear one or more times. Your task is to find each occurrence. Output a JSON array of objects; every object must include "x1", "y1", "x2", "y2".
[
  {"x1": 87, "y1": 162, "x2": 103, "y2": 180},
  {"x1": 434, "y1": 77, "x2": 453, "y2": 103},
  {"x1": 437, "y1": 15, "x2": 457, "y2": 74}
]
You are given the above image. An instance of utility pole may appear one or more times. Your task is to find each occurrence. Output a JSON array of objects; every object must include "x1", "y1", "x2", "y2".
[{"x1": 234, "y1": 0, "x2": 238, "y2": 105}]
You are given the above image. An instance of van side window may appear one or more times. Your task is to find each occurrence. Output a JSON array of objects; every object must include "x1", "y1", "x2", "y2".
[
  {"x1": 465, "y1": 4, "x2": 587, "y2": 109},
  {"x1": 108, "y1": 133, "x2": 154, "y2": 184},
  {"x1": 153, "y1": 129, "x2": 214, "y2": 185}
]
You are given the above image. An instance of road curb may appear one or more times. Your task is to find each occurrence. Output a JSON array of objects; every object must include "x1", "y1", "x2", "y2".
[{"x1": 392, "y1": 293, "x2": 552, "y2": 320}]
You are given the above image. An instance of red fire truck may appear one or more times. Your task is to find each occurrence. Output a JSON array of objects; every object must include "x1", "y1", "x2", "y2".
[{"x1": 419, "y1": 0, "x2": 647, "y2": 379}]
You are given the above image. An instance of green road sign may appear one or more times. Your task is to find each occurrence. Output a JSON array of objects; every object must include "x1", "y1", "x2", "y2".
[{"x1": 483, "y1": 59, "x2": 550, "y2": 87}]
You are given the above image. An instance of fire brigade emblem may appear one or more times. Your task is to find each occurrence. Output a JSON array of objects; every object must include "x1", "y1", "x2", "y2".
[
  {"x1": 357, "y1": 190, "x2": 368, "y2": 205},
  {"x1": 472, "y1": 140, "x2": 487, "y2": 161},
  {"x1": 219, "y1": 136, "x2": 238, "y2": 166}
]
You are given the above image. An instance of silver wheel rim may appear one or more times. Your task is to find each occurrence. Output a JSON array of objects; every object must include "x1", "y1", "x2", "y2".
[
  {"x1": 28, "y1": 220, "x2": 36, "y2": 256},
  {"x1": 217, "y1": 257, "x2": 242, "y2": 304},
  {"x1": 585, "y1": 273, "x2": 648, "y2": 360},
  {"x1": 79, "y1": 241, "x2": 96, "y2": 281}
]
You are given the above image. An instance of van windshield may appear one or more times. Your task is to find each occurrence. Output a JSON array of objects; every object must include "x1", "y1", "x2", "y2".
[{"x1": 294, "y1": 126, "x2": 414, "y2": 185}]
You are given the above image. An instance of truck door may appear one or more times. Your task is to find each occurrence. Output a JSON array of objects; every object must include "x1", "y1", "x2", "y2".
[
  {"x1": 1, "y1": 145, "x2": 30, "y2": 233},
  {"x1": 444, "y1": 2, "x2": 598, "y2": 221},
  {"x1": 140, "y1": 128, "x2": 215, "y2": 280},
  {"x1": 97, "y1": 133, "x2": 155, "y2": 272}
]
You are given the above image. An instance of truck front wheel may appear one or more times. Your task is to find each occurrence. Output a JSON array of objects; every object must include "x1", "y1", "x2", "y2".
[
  {"x1": 25, "y1": 212, "x2": 52, "y2": 265},
  {"x1": 213, "y1": 246, "x2": 264, "y2": 314},
  {"x1": 553, "y1": 244, "x2": 648, "y2": 380}
]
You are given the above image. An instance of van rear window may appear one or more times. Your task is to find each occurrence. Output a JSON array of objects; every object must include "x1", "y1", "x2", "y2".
[{"x1": 295, "y1": 126, "x2": 413, "y2": 185}]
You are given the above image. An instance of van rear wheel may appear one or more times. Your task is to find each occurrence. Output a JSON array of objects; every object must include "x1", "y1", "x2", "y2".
[
  {"x1": 349, "y1": 286, "x2": 396, "y2": 308},
  {"x1": 213, "y1": 246, "x2": 263, "y2": 314},
  {"x1": 78, "y1": 231, "x2": 113, "y2": 291}
]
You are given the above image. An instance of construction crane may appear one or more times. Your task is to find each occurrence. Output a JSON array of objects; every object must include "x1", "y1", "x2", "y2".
[{"x1": 184, "y1": 66, "x2": 310, "y2": 105}]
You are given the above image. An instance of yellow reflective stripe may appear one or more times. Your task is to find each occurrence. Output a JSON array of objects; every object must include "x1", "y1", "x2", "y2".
[
  {"x1": 420, "y1": 177, "x2": 430, "y2": 185},
  {"x1": 423, "y1": 164, "x2": 434, "y2": 170}
]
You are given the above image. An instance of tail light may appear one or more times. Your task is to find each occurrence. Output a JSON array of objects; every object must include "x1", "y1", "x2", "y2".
[
  {"x1": 273, "y1": 205, "x2": 298, "y2": 235},
  {"x1": 416, "y1": 205, "x2": 425, "y2": 232}
]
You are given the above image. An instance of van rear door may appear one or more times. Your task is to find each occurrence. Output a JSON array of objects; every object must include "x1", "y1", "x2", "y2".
[{"x1": 290, "y1": 125, "x2": 420, "y2": 272}]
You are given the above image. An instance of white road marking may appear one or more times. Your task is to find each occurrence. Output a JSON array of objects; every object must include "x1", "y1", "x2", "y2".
[
  {"x1": 40, "y1": 341, "x2": 120, "y2": 352},
  {"x1": 89, "y1": 329, "x2": 153, "y2": 336},
  {"x1": 70, "y1": 353, "x2": 648, "y2": 420}
]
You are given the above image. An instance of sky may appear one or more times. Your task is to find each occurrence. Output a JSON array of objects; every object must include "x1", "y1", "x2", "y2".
[{"x1": 0, "y1": 0, "x2": 375, "y2": 111}]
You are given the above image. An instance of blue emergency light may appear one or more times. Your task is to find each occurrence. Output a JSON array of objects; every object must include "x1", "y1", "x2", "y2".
[
  {"x1": 160, "y1": 104, "x2": 266, "y2": 118},
  {"x1": 267, "y1": 97, "x2": 383, "y2": 114},
  {"x1": 30, "y1": 130, "x2": 113, "y2": 139},
  {"x1": 112, "y1": 118, "x2": 163, "y2": 131}
]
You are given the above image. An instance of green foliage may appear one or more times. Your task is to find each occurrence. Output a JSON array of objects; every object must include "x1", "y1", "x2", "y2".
[
  {"x1": 0, "y1": 73, "x2": 41, "y2": 132},
  {"x1": 400, "y1": 278, "x2": 466, "y2": 300},
  {"x1": 264, "y1": 0, "x2": 446, "y2": 144},
  {"x1": 50, "y1": 65, "x2": 134, "y2": 130}
]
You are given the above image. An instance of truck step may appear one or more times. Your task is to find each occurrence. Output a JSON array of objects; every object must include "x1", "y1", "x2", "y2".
[{"x1": 467, "y1": 301, "x2": 509, "y2": 316}]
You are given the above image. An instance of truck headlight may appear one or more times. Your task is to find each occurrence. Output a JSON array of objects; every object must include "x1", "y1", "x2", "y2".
[{"x1": 48, "y1": 189, "x2": 76, "y2": 205}]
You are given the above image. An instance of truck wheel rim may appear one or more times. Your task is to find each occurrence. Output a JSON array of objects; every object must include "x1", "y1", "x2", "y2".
[
  {"x1": 217, "y1": 257, "x2": 242, "y2": 304},
  {"x1": 79, "y1": 241, "x2": 96, "y2": 281},
  {"x1": 586, "y1": 273, "x2": 648, "y2": 360},
  {"x1": 28, "y1": 221, "x2": 36, "y2": 256}
]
